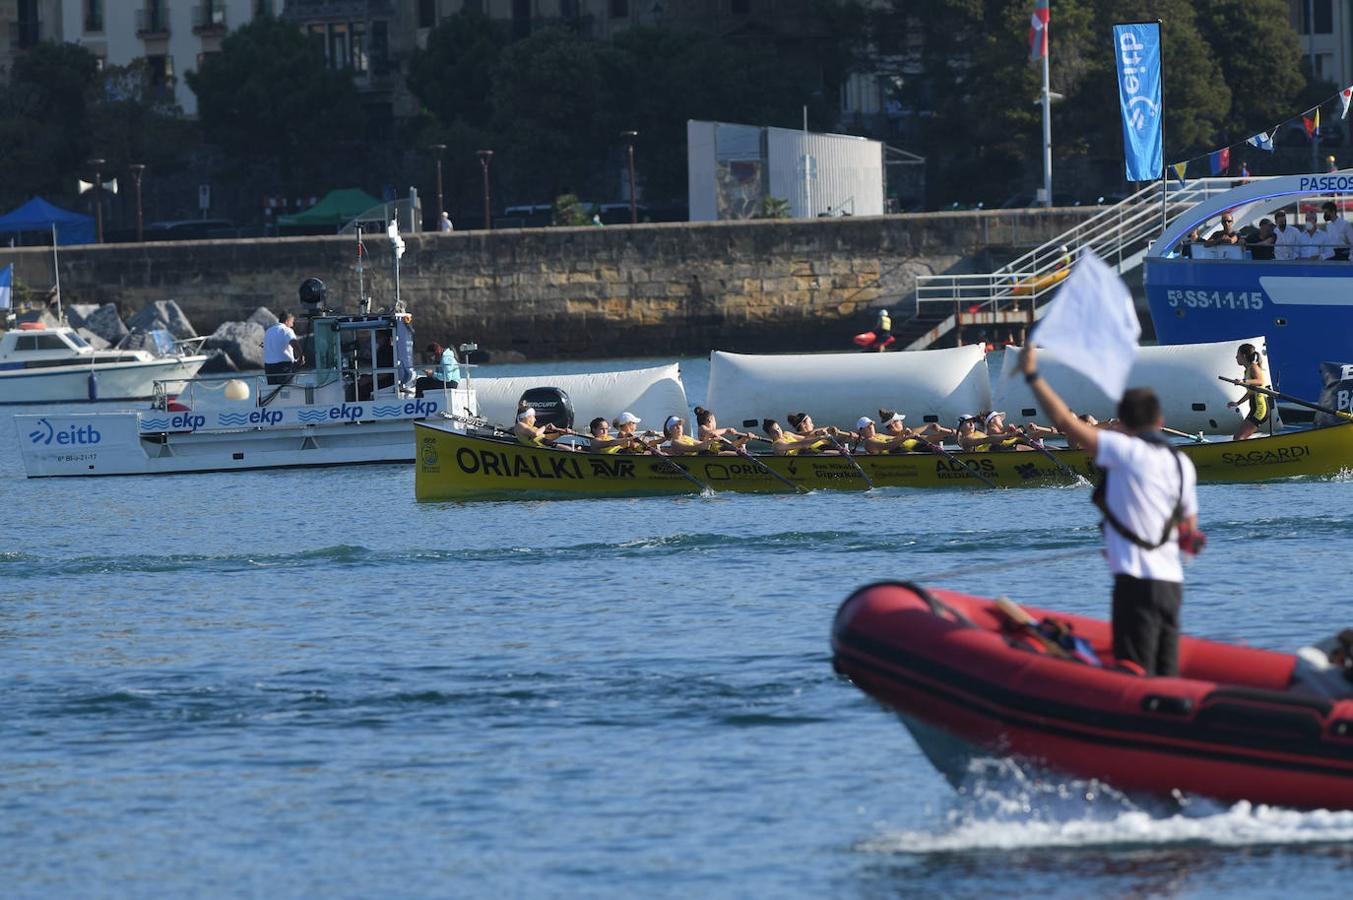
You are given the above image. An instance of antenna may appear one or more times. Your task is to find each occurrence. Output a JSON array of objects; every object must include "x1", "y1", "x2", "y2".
[{"x1": 50, "y1": 222, "x2": 63, "y2": 324}]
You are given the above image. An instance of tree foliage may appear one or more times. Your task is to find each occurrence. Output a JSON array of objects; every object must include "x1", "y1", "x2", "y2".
[
  {"x1": 0, "y1": 41, "x2": 100, "y2": 209},
  {"x1": 186, "y1": 14, "x2": 363, "y2": 188}
]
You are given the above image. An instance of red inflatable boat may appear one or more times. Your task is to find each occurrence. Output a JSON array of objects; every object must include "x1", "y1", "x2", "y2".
[{"x1": 831, "y1": 582, "x2": 1353, "y2": 809}]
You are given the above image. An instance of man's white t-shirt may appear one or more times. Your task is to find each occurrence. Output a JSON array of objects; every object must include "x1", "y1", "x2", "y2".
[
  {"x1": 1322, "y1": 217, "x2": 1353, "y2": 259},
  {"x1": 1094, "y1": 430, "x2": 1199, "y2": 583},
  {"x1": 1273, "y1": 224, "x2": 1302, "y2": 260},
  {"x1": 1298, "y1": 226, "x2": 1325, "y2": 259},
  {"x1": 263, "y1": 322, "x2": 297, "y2": 364}
]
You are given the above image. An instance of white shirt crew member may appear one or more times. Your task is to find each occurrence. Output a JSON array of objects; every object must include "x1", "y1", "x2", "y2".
[
  {"x1": 1094, "y1": 430, "x2": 1199, "y2": 583},
  {"x1": 1322, "y1": 215, "x2": 1353, "y2": 259},
  {"x1": 1273, "y1": 222, "x2": 1302, "y2": 260},
  {"x1": 1298, "y1": 223, "x2": 1325, "y2": 259},
  {"x1": 263, "y1": 321, "x2": 298, "y2": 365}
]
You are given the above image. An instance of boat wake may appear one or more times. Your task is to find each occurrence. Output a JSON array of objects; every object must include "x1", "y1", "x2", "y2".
[{"x1": 859, "y1": 758, "x2": 1353, "y2": 853}]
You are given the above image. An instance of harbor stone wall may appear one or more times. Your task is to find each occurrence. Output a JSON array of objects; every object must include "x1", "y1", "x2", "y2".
[{"x1": 5, "y1": 210, "x2": 1092, "y2": 359}]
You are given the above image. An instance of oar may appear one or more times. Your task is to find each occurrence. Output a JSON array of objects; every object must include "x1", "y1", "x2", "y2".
[
  {"x1": 719, "y1": 436, "x2": 806, "y2": 494},
  {"x1": 1161, "y1": 426, "x2": 1207, "y2": 443},
  {"x1": 1218, "y1": 376, "x2": 1353, "y2": 421},
  {"x1": 1015, "y1": 428, "x2": 1082, "y2": 483},
  {"x1": 825, "y1": 432, "x2": 874, "y2": 489},
  {"x1": 920, "y1": 440, "x2": 1000, "y2": 489},
  {"x1": 636, "y1": 439, "x2": 714, "y2": 495}
]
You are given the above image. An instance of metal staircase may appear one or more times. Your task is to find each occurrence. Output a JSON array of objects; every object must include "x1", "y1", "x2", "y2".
[{"x1": 904, "y1": 176, "x2": 1267, "y2": 349}]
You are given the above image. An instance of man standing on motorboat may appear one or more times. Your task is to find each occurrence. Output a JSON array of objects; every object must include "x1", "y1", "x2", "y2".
[
  {"x1": 1018, "y1": 344, "x2": 1201, "y2": 676},
  {"x1": 263, "y1": 311, "x2": 303, "y2": 384}
]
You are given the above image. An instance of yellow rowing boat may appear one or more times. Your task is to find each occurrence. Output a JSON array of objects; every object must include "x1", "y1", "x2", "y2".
[{"x1": 413, "y1": 420, "x2": 1353, "y2": 500}]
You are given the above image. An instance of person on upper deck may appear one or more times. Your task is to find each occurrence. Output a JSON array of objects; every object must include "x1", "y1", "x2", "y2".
[
  {"x1": 1203, "y1": 212, "x2": 1240, "y2": 247},
  {"x1": 1298, "y1": 210, "x2": 1325, "y2": 259},
  {"x1": 1272, "y1": 210, "x2": 1301, "y2": 260},
  {"x1": 1247, "y1": 219, "x2": 1276, "y2": 260},
  {"x1": 1321, "y1": 201, "x2": 1352, "y2": 260},
  {"x1": 263, "y1": 311, "x2": 303, "y2": 385}
]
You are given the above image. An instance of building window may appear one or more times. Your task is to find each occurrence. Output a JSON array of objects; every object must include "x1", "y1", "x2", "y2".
[
  {"x1": 419, "y1": 0, "x2": 436, "y2": 28},
  {"x1": 146, "y1": 54, "x2": 174, "y2": 88},
  {"x1": 16, "y1": 0, "x2": 40, "y2": 47},
  {"x1": 561, "y1": 0, "x2": 578, "y2": 16},
  {"x1": 329, "y1": 23, "x2": 350, "y2": 69},
  {"x1": 1299, "y1": 0, "x2": 1333, "y2": 34},
  {"x1": 371, "y1": 20, "x2": 389, "y2": 74},
  {"x1": 610, "y1": 0, "x2": 628, "y2": 18},
  {"x1": 512, "y1": 0, "x2": 531, "y2": 38},
  {"x1": 352, "y1": 22, "x2": 368, "y2": 74},
  {"x1": 85, "y1": 0, "x2": 104, "y2": 32},
  {"x1": 731, "y1": 0, "x2": 750, "y2": 13},
  {"x1": 463, "y1": 0, "x2": 482, "y2": 12}
]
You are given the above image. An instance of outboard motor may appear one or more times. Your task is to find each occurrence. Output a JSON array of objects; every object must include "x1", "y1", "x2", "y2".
[{"x1": 518, "y1": 387, "x2": 574, "y2": 431}]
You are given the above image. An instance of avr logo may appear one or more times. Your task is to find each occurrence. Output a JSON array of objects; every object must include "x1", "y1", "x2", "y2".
[{"x1": 28, "y1": 418, "x2": 101, "y2": 446}]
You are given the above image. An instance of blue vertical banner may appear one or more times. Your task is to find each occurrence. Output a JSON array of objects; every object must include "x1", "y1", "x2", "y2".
[{"x1": 1112, "y1": 22, "x2": 1163, "y2": 182}]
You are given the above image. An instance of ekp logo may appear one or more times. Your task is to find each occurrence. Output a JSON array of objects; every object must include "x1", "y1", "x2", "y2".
[{"x1": 28, "y1": 417, "x2": 101, "y2": 446}]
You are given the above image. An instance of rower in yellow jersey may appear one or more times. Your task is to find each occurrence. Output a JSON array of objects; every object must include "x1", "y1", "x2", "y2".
[{"x1": 1227, "y1": 342, "x2": 1270, "y2": 441}]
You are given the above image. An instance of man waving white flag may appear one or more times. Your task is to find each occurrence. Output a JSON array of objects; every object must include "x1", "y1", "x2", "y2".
[{"x1": 1027, "y1": 250, "x2": 1141, "y2": 400}]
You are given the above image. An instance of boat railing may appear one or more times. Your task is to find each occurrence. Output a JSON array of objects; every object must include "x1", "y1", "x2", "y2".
[{"x1": 909, "y1": 176, "x2": 1276, "y2": 349}]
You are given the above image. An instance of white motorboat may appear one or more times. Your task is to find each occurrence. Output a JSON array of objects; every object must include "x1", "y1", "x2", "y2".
[
  {"x1": 0, "y1": 324, "x2": 208, "y2": 404},
  {"x1": 16, "y1": 309, "x2": 476, "y2": 477}
]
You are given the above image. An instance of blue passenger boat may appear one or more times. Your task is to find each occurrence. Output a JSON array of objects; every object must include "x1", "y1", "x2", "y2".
[{"x1": 1144, "y1": 173, "x2": 1353, "y2": 401}]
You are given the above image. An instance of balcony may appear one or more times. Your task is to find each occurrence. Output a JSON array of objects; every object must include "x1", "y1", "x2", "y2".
[
  {"x1": 193, "y1": 3, "x2": 227, "y2": 34},
  {"x1": 136, "y1": 6, "x2": 171, "y2": 38},
  {"x1": 9, "y1": 18, "x2": 42, "y2": 49}
]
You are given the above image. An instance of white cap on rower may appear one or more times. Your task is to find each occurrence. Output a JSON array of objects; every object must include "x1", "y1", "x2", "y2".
[
  {"x1": 517, "y1": 407, "x2": 536, "y2": 422},
  {"x1": 616, "y1": 411, "x2": 641, "y2": 425},
  {"x1": 958, "y1": 412, "x2": 977, "y2": 423},
  {"x1": 665, "y1": 415, "x2": 683, "y2": 431},
  {"x1": 985, "y1": 411, "x2": 1006, "y2": 425},
  {"x1": 856, "y1": 416, "x2": 874, "y2": 429},
  {"x1": 883, "y1": 412, "x2": 905, "y2": 426}
]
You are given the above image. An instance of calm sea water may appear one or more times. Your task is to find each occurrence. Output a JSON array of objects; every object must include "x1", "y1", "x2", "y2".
[{"x1": 4, "y1": 357, "x2": 1353, "y2": 898}]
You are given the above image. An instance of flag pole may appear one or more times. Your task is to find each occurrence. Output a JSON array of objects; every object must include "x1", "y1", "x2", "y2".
[
  {"x1": 1041, "y1": 39, "x2": 1053, "y2": 209},
  {"x1": 51, "y1": 222, "x2": 63, "y2": 325},
  {"x1": 1158, "y1": 18, "x2": 1166, "y2": 239}
]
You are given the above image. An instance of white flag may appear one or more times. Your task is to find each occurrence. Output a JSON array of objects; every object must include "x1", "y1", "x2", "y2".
[
  {"x1": 1028, "y1": 251, "x2": 1140, "y2": 400},
  {"x1": 1341, "y1": 86, "x2": 1352, "y2": 120},
  {"x1": 387, "y1": 219, "x2": 405, "y2": 260}
]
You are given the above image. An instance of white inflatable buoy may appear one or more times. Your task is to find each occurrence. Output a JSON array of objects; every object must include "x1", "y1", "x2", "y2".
[{"x1": 224, "y1": 379, "x2": 250, "y2": 401}]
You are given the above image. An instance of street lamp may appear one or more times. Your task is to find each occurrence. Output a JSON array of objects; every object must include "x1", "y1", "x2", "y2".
[
  {"x1": 429, "y1": 143, "x2": 446, "y2": 229},
  {"x1": 88, "y1": 157, "x2": 106, "y2": 243},
  {"x1": 128, "y1": 163, "x2": 146, "y2": 243},
  {"x1": 621, "y1": 131, "x2": 639, "y2": 224},
  {"x1": 477, "y1": 149, "x2": 494, "y2": 231}
]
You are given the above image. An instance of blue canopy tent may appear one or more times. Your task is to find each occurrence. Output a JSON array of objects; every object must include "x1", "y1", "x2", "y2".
[{"x1": 0, "y1": 197, "x2": 96, "y2": 245}]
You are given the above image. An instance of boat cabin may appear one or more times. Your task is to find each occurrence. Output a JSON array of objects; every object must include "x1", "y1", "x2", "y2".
[{"x1": 0, "y1": 325, "x2": 145, "y2": 371}]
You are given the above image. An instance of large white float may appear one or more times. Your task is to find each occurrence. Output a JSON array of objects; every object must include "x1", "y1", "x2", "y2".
[
  {"x1": 474, "y1": 363, "x2": 689, "y2": 429},
  {"x1": 992, "y1": 337, "x2": 1278, "y2": 435},
  {"x1": 705, "y1": 346, "x2": 993, "y2": 430}
]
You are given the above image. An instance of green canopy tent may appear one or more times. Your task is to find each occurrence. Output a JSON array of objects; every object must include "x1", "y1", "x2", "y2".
[{"x1": 275, "y1": 188, "x2": 383, "y2": 233}]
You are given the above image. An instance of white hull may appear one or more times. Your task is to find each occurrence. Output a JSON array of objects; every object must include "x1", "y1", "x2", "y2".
[
  {"x1": 0, "y1": 356, "x2": 208, "y2": 404},
  {"x1": 19, "y1": 413, "x2": 431, "y2": 477}
]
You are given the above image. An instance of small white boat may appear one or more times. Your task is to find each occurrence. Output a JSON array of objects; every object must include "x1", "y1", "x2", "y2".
[
  {"x1": 0, "y1": 324, "x2": 208, "y2": 404},
  {"x1": 16, "y1": 310, "x2": 476, "y2": 477}
]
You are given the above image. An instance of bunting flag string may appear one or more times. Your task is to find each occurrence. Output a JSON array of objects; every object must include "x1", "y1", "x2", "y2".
[{"x1": 1165, "y1": 82, "x2": 1353, "y2": 179}]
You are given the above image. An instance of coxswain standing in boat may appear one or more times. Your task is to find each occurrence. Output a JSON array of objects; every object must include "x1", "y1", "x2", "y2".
[
  {"x1": 1018, "y1": 344, "x2": 1201, "y2": 677},
  {"x1": 514, "y1": 406, "x2": 571, "y2": 449},
  {"x1": 1227, "y1": 342, "x2": 1270, "y2": 441},
  {"x1": 263, "y1": 311, "x2": 304, "y2": 385}
]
